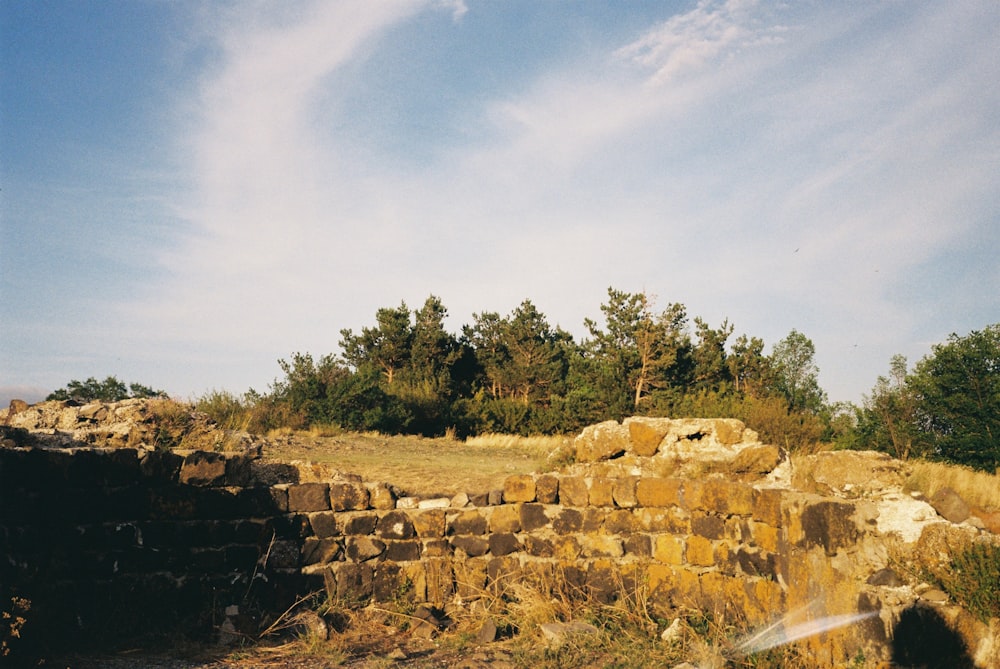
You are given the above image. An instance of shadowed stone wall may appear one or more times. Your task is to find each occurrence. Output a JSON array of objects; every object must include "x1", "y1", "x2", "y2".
[{"x1": 2, "y1": 408, "x2": 998, "y2": 666}]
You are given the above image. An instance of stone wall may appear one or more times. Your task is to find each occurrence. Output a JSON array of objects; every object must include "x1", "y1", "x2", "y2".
[{"x1": 2, "y1": 403, "x2": 998, "y2": 666}]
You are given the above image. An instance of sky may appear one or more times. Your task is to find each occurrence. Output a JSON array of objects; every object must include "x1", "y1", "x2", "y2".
[{"x1": 2, "y1": 0, "x2": 998, "y2": 407}]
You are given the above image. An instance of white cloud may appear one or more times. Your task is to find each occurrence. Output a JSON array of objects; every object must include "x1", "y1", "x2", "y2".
[{"x1": 117, "y1": 0, "x2": 1000, "y2": 402}]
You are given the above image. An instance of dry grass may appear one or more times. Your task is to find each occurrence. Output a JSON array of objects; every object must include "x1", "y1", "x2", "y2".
[
  {"x1": 260, "y1": 431, "x2": 572, "y2": 498},
  {"x1": 905, "y1": 460, "x2": 1000, "y2": 510}
]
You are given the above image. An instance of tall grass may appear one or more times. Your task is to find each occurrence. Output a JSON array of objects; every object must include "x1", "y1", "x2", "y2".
[{"x1": 905, "y1": 460, "x2": 1000, "y2": 510}]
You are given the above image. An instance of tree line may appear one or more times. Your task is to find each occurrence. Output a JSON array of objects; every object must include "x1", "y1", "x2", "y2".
[
  {"x1": 46, "y1": 290, "x2": 998, "y2": 471},
  {"x1": 209, "y1": 288, "x2": 837, "y2": 448}
]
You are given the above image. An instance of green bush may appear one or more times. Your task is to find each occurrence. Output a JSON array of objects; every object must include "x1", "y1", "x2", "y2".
[{"x1": 931, "y1": 541, "x2": 1000, "y2": 622}]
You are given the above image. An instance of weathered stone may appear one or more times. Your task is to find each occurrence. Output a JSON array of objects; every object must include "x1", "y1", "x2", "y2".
[
  {"x1": 686, "y1": 536, "x2": 715, "y2": 567},
  {"x1": 535, "y1": 474, "x2": 559, "y2": 504},
  {"x1": 487, "y1": 489, "x2": 504, "y2": 506},
  {"x1": 626, "y1": 417, "x2": 670, "y2": 457},
  {"x1": 579, "y1": 534, "x2": 624, "y2": 558},
  {"x1": 451, "y1": 535, "x2": 490, "y2": 557},
  {"x1": 575, "y1": 420, "x2": 629, "y2": 462},
  {"x1": 524, "y1": 535, "x2": 554, "y2": 557},
  {"x1": 624, "y1": 534, "x2": 652, "y2": 556},
  {"x1": 800, "y1": 500, "x2": 860, "y2": 556},
  {"x1": 367, "y1": 483, "x2": 396, "y2": 510},
  {"x1": 449, "y1": 510, "x2": 488, "y2": 535},
  {"x1": 691, "y1": 512, "x2": 726, "y2": 540},
  {"x1": 179, "y1": 451, "x2": 227, "y2": 486},
  {"x1": 376, "y1": 511, "x2": 416, "y2": 540},
  {"x1": 519, "y1": 503, "x2": 550, "y2": 531},
  {"x1": 732, "y1": 444, "x2": 784, "y2": 477},
  {"x1": 553, "y1": 508, "x2": 583, "y2": 534},
  {"x1": 605, "y1": 509, "x2": 636, "y2": 534},
  {"x1": 558, "y1": 476, "x2": 589, "y2": 506},
  {"x1": 700, "y1": 479, "x2": 755, "y2": 516},
  {"x1": 636, "y1": 478, "x2": 682, "y2": 508},
  {"x1": 489, "y1": 532, "x2": 521, "y2": 556},
  {"x1": 422, "y1": 539, "x2": 451, "y2": 557},
  {"x1": 503, "y1": 474, "x2": 536, "y2": 503},
  {"x1": 307, "y1": 511, "x2": 339, "y2": 538},
  {"x1": 384, "y1": 540, "x2": 422, "y2": 561},
  {"x1": 588, "y1": 477, "x2": 615, "y2": 507},
  {"x1": 412, "y1": 509, "x2": 446, "y2": 538},
  {"x1": 418, "y1": 497, "x2": 450, "y2": 509},
  {"x1": 342, "y1": 513, "x2": 379, "y2": 535},
  {"x1": 489, "y1": 504, "x2": 521, "y2": 533},
  {"x1": 329, "y1": 481, "x2": 370, "y2": 511},
  {"x1": 346, "y1": 536, "x2": 386, "y2": 561},
  {"x1": 451, "y1": 491, "x2": 470, "y2": 508},
  {"x1": 612, "y1": 476, "x2": 639, "y2": 508},
  {"x1": 302, "y1": 537, "x2": 341, "y2": 565},
  {"x1": 654, "y1": 535, "x2": 685, "y2": 564},
  {"x1": 287, "y1": 483, "x2": 331, "y2": 512},
  {"x1": 929, "y1": 487, "x2": 970, "y2": 524}
]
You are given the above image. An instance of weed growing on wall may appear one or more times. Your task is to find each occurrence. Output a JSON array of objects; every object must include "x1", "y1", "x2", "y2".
[{"x1": 1, "y1": 596, "x2": 30, "y2": 657}]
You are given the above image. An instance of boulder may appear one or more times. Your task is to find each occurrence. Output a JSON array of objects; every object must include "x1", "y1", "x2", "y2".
[
  {"x1": 575, "y1": 420, "x2": 629, "y2": 462},
  {"x1": 929, "y1": 487, "x2": 970, "y2": 524}
]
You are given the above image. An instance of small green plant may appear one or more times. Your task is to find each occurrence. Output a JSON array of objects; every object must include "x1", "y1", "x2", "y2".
[
  {"x1": 1, "y1": 596, "x2": 30, "y2": 657},
  {"x1": 930, "y1": 540, "x2": 1000, "y2": 622}
]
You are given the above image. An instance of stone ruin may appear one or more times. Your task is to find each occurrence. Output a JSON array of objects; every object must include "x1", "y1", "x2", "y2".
[{"x1": 1, "y1": 400, "x2": 999, "y2": 667}]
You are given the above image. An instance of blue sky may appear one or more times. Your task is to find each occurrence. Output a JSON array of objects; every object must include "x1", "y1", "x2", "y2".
[{"x1": 2, "y1": 0, "x2": 998, "y2": 407}]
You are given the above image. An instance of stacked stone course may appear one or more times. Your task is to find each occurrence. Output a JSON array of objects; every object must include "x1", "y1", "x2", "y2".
[{"x1": 3, "y1": 405, "x2": 999, "y2": 666}]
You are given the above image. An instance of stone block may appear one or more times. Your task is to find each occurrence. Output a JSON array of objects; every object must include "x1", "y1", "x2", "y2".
[
  {"x1": 288, "y1": 483, "x2": 331, "y2": 512},
  {"x1": 605, "y1": 509, "x2": 636, "y2": 534},
  {"x1": 367, "y1": 483, "x2": 396, "y2": 510},
  {"x1": 575, "y1": 420, "x2": 629, "y2": 462},
  {"x1": 451, "y1": 535, "x2": 490, "y2": 557},
  {"x1": 697, "y1": 479, "x2": 753, "y2": 516},
  {"x1": 686, "y1": 536, "x2": 715, "y2": 567},
  {"x1": 580, "y1": 534, "x2": 624, "y2": 558},
  {"x1": 634, "y1": 508, "x2": 689, "y2": 534},
  {"x1": 612, "y1": 476, "x2": 639, "y2": 508},
  {"x1": 753, "y1": 488, "x2": 784, "y2": 527},
  {"x1": 519, "y1": 503, "x2": 550, "y2": 531},
  {"x1": 636, "y1": 478, "x2": 682, "y2": 508},
  {"x1": 412, "y1": 509, "x2": 446, "y2": 538},
  {"x1": 179, "y1": 451, "x2": 227, "y2": 486},
  {"x1": 423, "y1": 557, "x2": 454, "y2": 605},
  {"x1": 373, "y1": 563, "x2": 405, "y2": 603},
  {"x1": 454, "y1": 557, "x2": 488, "y2": 598},
  {"x1": 422, "y1": 539, "x2": 452, "y2": 557},
  {"x1": 302, "y1": 537, "x2": 342, "y2": 565},
  {"x1": 342, "y1": 512, "x2": 379, "y2": 535},
  {"x1": 524, "y1": 535, "x2": 554, "y2": 557},
  {"x1": 535, "y1": 474, "x2": 559, "y2": 504},
  {"x1": 626, "y1": 418, "x2": 670, "y2": 456},
  {"x1": 558, "y1": 476, "x2": 589, "y2": 506},
  {"x1": 624, "y1": 534, "x2": 652, "y2": 557},
  {"x1": 329, "y1": 481, "x2": 370, "y2": 511},
  {"x1": 691, "y1": 512, "x2": 726, "y2": 540},
  {"x1": 553, "y1": 535, "x2": 582, "y2": 560},
  {"x1": 488, "y1": 532, "x2": 521, "y2": 556},
  {"x1": 653, "y1": 535, "x2": 685, "y2": 565},
  {"x1": 588, "y1": 478, "x2": 615, "y2": 507},
  {"x1": 553, "y1": 508, "x2": 583, "y2": 534},
  {"x1": 449, "y1": 509, "x2": 488, "y2": 535},
  {"x1": 384, "y1": 540, "x2": 422, "y2": 562},
  {"x1": 376, "y1": 511, "x2": 416, "y2": 540},
  {"x1": 489, "y1": 504, "x2": 521, "y2": 533},
  {"x1": 929, "y1": 487, "x2": 970, "y2": 524},
  {"x1": 799, "y1": 500, "x2": 858, "y2": 556},
  {"x1": 346, "y1": 536, "x2": 386, "y2": 561},
  {"x1": 732, "y1": 445, "x2": 783, "y2": 477},
  {"x1": 503, "y1": 474, "x2": 536, "y2": 503},
  {"x1": 308, "y1": 511, "x2": 339, "y2": 538},
  {"x1": 750, "y1": 521, "x2": 779, "y2": 553}
]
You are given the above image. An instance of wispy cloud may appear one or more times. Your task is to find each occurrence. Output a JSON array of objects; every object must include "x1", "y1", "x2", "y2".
[{"x1": 116, "y1": 0, "x2": 999, "y2": 400}]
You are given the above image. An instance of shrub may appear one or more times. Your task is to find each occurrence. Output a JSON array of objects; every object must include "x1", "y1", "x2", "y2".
[{"x1": 929, "y1": 540, "x2": 1000, "y2": 622}]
